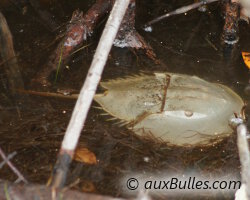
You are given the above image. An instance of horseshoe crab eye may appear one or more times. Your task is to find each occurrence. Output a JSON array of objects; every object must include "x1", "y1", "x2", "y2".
[
  {"x1": 184, "y1": 110, "x2": 193, "y2": 117},
  {"x1": 163, "y1": 111, "x2": 206, "y2": 119}
]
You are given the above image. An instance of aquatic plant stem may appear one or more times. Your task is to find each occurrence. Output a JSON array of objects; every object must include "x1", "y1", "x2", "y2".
[
  {"x1": 51, "y1": 0, "x2": 131, "y2": 189},
  {"x1": 236, "y1": 124, "x2": 250, "y2": 199},
  {"x1": 54, "y1": 43, "x2": 64, "y2": 84}
]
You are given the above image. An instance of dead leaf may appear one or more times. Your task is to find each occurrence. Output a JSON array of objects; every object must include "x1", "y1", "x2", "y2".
[
  {"x1": 74, "y1": 147, "x2": 97, "y2": 165},
  {"x1": 242, "y1": 52, "x2": 250, "y2": 69},
  {"x1": 81, "y1": 181, "x2": 96, "y2": 193}
]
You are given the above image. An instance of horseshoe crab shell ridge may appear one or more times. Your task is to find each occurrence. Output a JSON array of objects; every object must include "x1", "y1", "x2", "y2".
[{"x1": 94, "y1": 72, "x2": 244, "y2": 146}]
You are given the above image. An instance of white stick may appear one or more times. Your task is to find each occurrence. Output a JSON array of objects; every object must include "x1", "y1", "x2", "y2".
[
  {"x1": 61, "y1": 0, "x2": 131, "y2": 151},
  {"x1": 236, "y1": 124, "x2": 250, "y2": 200}
]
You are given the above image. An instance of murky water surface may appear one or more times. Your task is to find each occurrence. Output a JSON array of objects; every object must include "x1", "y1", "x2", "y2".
[{"x1": 0, "y1": 0, "x2": 249, "y2": 199}]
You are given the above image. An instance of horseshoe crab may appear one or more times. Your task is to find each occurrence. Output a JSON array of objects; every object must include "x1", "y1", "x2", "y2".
[{"x1": 94, "y1": 72, "x2": 244, "y2": 146}]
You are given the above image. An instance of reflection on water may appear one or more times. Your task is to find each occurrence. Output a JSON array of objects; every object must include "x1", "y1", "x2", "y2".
[{"x1": 0, "y1": 0, "x2": 249, "y2": 199}]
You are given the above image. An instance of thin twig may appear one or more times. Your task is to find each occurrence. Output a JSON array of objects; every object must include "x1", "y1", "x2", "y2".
[
  {"x1": 51, "y1": 0, "x2": 131, "y2": 189},
  {"x1": 0, "y1": 147, "x2": 28, "y2": 183},
  {"x1": 145, "y1": 0, "x2": 219, "y2": 27},
  {"x1": 17, "y1": 89, "x2": 79, "y2": 100},
  {"x1": 0, "y1": 151, "x2": 17, "y2": 169}
]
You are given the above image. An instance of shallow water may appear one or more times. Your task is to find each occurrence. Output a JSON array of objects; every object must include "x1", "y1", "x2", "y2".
[{"x1": 0, "y1": 0, "x2": 249, "y2": 199}]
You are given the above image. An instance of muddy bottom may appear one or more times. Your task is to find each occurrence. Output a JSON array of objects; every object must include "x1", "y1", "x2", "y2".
[{"x1": 0, "y1": 0, "x2": 249, "y2": 200}]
